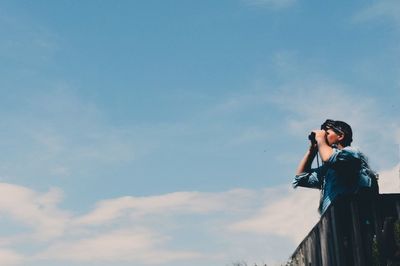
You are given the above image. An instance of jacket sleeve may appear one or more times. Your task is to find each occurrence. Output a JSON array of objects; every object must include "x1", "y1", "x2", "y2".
[{"x1": 292, "y1": 166, "x2": 325, "y2": 189}]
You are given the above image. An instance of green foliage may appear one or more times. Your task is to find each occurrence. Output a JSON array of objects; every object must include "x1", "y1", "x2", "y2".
[
  {"x1": 387, "y1": 220, "x2": 400, "y2": 266},
  {"x1": 394, "y1": 220, "x2": 400, "y2": 247},
  {"x1": 371, "y1": 234, "x2": 380, "y2": 266}
]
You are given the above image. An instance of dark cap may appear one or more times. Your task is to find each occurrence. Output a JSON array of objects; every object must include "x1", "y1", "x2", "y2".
[{"x1": 321, "y1": 119, "x2": 353, "y2": 146}]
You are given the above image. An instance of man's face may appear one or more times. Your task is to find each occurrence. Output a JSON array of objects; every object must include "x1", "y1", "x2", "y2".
[{"x1": 326, "y1": 129, "x2": 343, "y2": 146}]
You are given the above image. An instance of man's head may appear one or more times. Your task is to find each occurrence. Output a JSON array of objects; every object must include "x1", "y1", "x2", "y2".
[{"x1": 321, "y1": 119, "x2": 353, "y2": 147}]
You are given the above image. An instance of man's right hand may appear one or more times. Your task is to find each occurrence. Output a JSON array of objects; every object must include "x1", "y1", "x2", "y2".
[{"x1": 313, "y1": 130, "x2": 327, "y2": 145}]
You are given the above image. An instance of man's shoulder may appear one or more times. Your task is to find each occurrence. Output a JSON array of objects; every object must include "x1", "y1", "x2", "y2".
[
  {"x1": 334, "y1": 146, "x2": 362, "y2": 160},
  {"x1": 342, "y1": 146, "x2": 360, "y2": 152},
  {"x1": 342, "y1": 146, "x2": 361, "y2": 153}
]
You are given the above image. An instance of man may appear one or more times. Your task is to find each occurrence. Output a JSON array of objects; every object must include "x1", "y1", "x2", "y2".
[{"x1": 293, "y1": 119, "x2": 378, "y2": 214}]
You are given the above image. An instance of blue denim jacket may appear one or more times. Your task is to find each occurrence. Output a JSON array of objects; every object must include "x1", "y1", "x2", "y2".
[{"x1": 293, "y1": 146, "x2": 374, "y2": 214}]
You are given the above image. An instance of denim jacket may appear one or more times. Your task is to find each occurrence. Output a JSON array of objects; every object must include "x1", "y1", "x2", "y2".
[{"x1": 293, "y1": 146, "x2": 375, "y2": 214}]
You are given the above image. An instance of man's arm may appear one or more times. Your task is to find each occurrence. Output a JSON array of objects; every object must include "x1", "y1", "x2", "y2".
[
  {"x1": 293, "y1": 144, "x2": 323, "y2": 189},
  {"x1": 296, "y1": 145, "x2": 318, "y2": 175}
]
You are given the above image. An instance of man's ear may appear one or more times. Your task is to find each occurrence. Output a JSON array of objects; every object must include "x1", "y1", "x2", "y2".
[{"x1": 337, "y1": 134, "x2": 345, "y2": 142}]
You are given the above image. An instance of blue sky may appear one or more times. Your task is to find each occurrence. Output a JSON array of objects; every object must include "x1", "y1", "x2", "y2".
[{"x1": 0, "y1": 0, "x2": 399, "y2": 265}]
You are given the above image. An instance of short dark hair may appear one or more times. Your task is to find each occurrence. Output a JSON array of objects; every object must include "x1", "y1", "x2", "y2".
[{"x1": 321, "y1": 119, "x2": 353, "y2": 146}]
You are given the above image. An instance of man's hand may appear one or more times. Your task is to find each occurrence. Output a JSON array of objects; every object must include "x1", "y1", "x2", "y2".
[
  {"x1": 313, "y1": 130, "x2": 327, "y2": 145},
  {"x1": 313, "y1": 129, "x2": 333, "y2": 162}
]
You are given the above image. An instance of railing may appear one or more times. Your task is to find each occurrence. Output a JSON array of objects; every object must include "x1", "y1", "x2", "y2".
[{"x1": 287, "y1": 194, "x2": 400, "y2": 266}]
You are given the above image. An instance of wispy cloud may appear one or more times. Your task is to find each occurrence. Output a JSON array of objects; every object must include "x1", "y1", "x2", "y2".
[
  {"x1": 269, "y1": 81, "x2": 399, "y2": 169},
  {"x1": 353, "y1": 0, "x2": 400, "y2": 25},
  {"x1": 244, "y1": 0, "x2": 297, "y2": 9},
  {"x1": 0, "y1": 89, "x2": 157, "y2": 181},
  {"x1": 74, "y1": 189, "x2": 257, "y2": 226},
  {"x1": 211, "y1": 76, "x2": 399, "y2": 170},
  {"x1": 0, "y1": 12, "x2": 58, "y2": 65},
  {"x1": 227, "y1": 127, "x2": 271, "y2": 146}
]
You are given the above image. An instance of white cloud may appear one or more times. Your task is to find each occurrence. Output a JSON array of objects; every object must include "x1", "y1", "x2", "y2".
[
  {"x1": 0, "y1": 182, "x2": 293, "y2": 265},
  {"x1": 397, "y1": 129, "x2": 400, "y2": 145},
  {"x1": 229, "y1": 187, "x2": 320, "y2": 244},
  {"x1": 229, "y1": 162, "x2": 400, "y2": 247},
  {"x1": 34, "y1": 228, "x2": 201, "y2": 264},
  {"x1": 0, "y1": 183, "x2": 260, "y2": 264},
  {"x1": 0, "y1": 164, "x2": 398, "y2": 265},
  {"x1": 379, "y1": 163, "x2": 400, "y2": 193},
  {"x1": 0, "y1": 183, "x2": 70, "y2": 241},
  {"x1": 0, "y1": 249, "x2": 24, "y2": 265}
]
